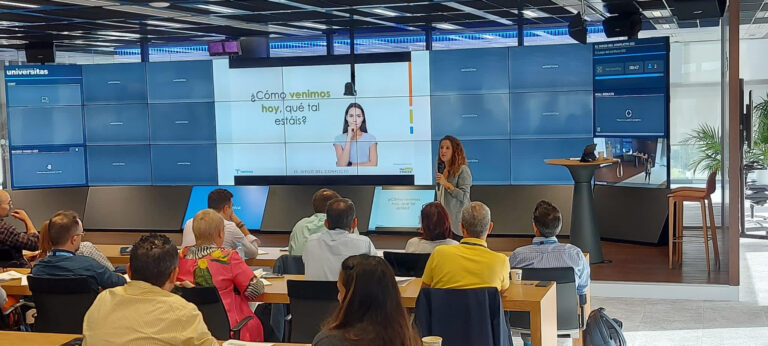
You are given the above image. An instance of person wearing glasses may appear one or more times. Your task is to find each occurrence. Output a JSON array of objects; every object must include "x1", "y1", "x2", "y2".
[
  {"x1": 31, "y1": 210, "x2": 125, "y2": 291},
  {"x1": 0, "y1": 190, "x2": 39, "y2": 268},
  {"x1": 37, "y1": 216, "x2": 115, "y2": 271}
]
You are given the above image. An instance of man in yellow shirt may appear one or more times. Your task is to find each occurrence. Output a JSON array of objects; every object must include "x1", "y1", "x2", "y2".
[
  {"x1": 83, "y1": 234, "x2": 217, "y2": 346},
  {"x1": 422, "y1": 201, "x2": 510, "y2": 293}
]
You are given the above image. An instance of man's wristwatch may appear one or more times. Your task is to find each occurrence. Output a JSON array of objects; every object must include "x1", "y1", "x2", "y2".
[{"x1": 236, "y1": 222, "x2": 245, "y2": 229}]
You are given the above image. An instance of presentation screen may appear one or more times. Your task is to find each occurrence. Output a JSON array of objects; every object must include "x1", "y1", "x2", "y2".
[
  {"x1": 213, "y1": 52, "x2": 433, "y2": 185},
  {"x1": 183, "y1": 186, "x2": 269, "y2": 230},
  {"x1": 593, "y1": 37, "x2": 669, "y2": 137},
  {"x1": 594, "y1": 137, "x2": 668, "y2": 188},
  {"x1": 368, "y1": 186, "x2": 435, "y2": 231}
]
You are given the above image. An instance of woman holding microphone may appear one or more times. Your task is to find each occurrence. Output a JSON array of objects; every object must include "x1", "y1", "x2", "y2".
[{"x1": 436, "y1": 135, "x2": 472, "y2": 241}]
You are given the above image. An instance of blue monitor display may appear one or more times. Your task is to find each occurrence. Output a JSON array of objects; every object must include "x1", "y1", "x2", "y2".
[
  {"x1": 148, "y1": 102, "x2": 216, "y2": 144},
  {"x1": 510, "y1": 91, "x2": 593, "y2": 138},
  {"x1": 84, "y1": 104, "x2": 150, "y2": 145},
  {"x1": 6, "y1": 84, "x2": 82, "y2": 107},
  {"x1": 10, "y1": 146, "x2": 87, "y2": 188},
  {"x1": 432, "y1": 140, "x2": 511, "y2": 185},
  {"x1": 183, "y1": 186, "x2": 269, "y2": 230},
  {"x1": 368, "y1": 186, "x2": 435, "y2": 231},
  {"x1": 594, "y1": 137, "x2": 668, "y2": 188},
  {"x1": 593, "y1": 37, "x2": 669, "y2": 137},
  {"x1": 82, "y1": 63, "x2": 147, "y2": 104},
  {"x1": 150, "y1": 144, "x2": 218, "y2": 185},
  {"x1": 510, "y1": 138, "x2": 595, "y2": 184},
  {"x1": 430, "y1": 93, "x2": 510, "y2": 140},
  {"x1": 509, "y1": 43, "x2": 593, "y2": 92},
  {"x1": 429, "y1": 47, "x2": 509, "y2": 95},
  {"x1": 8, "y1": 106, "x2": 84, "y2": 146},
  {"x1": 147, "y1": 60, "x2": 214, "y2": 103},
  {"x1": 86, "y1": 145, "x2": 151, "y2": 185}
]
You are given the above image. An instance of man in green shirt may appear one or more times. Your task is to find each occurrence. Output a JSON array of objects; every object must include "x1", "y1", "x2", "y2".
[{"x1": 289, "y1": 189, "x2": 359, "y2": 255}]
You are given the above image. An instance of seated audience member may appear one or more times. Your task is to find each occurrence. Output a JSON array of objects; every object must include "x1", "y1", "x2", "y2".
[
  {"x1": 177, "y1": 209, "x2": 265, "y2": 342},
  {"x1": 509, "y1": 200, "x2": 590, "y2": 296},
  {"x1": 313, "y1": 254, "x2": 420, "y2": 346},
  {"x1": 405, "y1": 202, "x2": 458, "y2": 253},
  {"x1": 83, "y1": 234, "x2": 217, "y2": 346},
  {"x1": 182, "y1": 188, "x2": 260, "y2": 258},
  {"x1": 0, "y1": 190, "x2": 39, "y2": 268},
  {"x1": 289, "y1": 188, "x2": 359, "y2": 255},
  {"x1": 303, "y1": 198, "x2": 377, "y2": 281},
  {"x1": 38, "y1": 218, "x2": 114, "y2": 271},
  {"x1": 31, "y1": 211, "x2": 125, "y2": 291},
  {"x1": 422, "y1": 202, "x2": 510, "y2": 292}
]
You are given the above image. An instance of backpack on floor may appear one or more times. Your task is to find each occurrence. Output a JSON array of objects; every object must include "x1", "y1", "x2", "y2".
[{"x1": 583, "y1": 307, "x2": 626, "y2": 346}]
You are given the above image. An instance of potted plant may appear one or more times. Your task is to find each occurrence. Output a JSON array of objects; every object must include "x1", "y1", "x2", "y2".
[
  {"x1": 681, "y1": 123, "x2": 721, "y2": 177},
  {"x1": 751, "y1": 93, "x2": 768, "y2": 183}
]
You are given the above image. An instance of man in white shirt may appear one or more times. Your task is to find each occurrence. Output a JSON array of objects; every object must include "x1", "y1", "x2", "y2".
[
  {"x1": 303, "y1": 198, "x2": 377, "y2": 281},
  {"x1": 181, "y1": 188, "x2": 260, "y2": 258},
  {"x1": 289, "y1": 188, "x2": 360, "y2": 255}
]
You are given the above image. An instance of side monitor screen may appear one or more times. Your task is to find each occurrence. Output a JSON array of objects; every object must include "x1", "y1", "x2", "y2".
[
  {"x1": 183, "y1": 186, "x2": 269, "y2": 230},
  {"x1": 368, "y1": 186, "x2": 435, "y2": 231}
]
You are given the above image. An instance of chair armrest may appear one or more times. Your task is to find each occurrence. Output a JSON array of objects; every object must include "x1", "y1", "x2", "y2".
[
  {"x1": 232, "y1": 316, "x2": 254, "y2": 332},
  {"x1": 578, "y1": 294, "x2": 588, "y2": 330},
  {"x1": 230, "y1": 315, "x2": 254, "y2": 340}
]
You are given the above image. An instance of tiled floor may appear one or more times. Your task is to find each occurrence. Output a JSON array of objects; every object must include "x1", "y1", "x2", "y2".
[{"x1": 588, "y1": 238, "x2": 768, "y2": 346}]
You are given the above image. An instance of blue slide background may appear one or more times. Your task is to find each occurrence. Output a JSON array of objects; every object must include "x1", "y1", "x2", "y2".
[{"x1": 183, "y1": 186, "x2": 270, "y2": 229}]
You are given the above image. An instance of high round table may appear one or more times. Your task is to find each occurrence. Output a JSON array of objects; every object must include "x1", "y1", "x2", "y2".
[{"x1": 546, "y1": 158, "x2": 619, "y2": 264}]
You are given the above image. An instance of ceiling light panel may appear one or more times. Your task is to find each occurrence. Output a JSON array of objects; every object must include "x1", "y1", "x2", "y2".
[
  {"x1": 434, "y1": 23, "x2": 462, "y2": 30},
  {"x1": 195, "y1": 4, "x2": 239, "y2": 14},
  {"x1": 0, "y1": 1, "x2": 39, "y2": 8},
  {"x1": 53, "y1": 0, "x2": 119, "y2": 5}
]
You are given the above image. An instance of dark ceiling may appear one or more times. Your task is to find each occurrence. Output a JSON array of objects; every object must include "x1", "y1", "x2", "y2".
[{"x1": 0, "y1": 0, "x2": 761, "y2": 49}]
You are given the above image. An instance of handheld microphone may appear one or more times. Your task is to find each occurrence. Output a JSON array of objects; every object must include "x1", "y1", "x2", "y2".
[{"x1": 437, "y1": 162, "x2": 445, "y2": 174}]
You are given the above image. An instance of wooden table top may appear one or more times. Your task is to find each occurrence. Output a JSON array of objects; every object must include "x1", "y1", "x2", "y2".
[
  {"x1": 256, "y1": 274, "x2": 554, "y2": 310},
  {"x1": 0, "y1": 331, "x2": 309, "y2": 345},
  {"x1": 545, "y1": 158, "x2": 620, "y2": 166}
]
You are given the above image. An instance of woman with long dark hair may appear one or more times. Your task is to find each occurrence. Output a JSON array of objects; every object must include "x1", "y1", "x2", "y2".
[
  {"x1": 333, "y1": 103, "x2": 378, "y2": 167},
  {"x1": 313, "y1": 255, "x2": 420, "y2": 346},
  {"x1": 436, "y1": 135, "x2": 472, "y2": 240},
  {"x1": 405, "y1": 202, "x2": 458, "y2": 253}
]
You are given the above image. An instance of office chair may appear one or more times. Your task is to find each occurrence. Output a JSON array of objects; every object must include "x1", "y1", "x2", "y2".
[
  {"x1": 176, "y1": 286, "x2": 253, "y2": 340},
  {"x1": 285, "y1": 280, "x2": 339, "y2": 343},
  {"x1": 27, "y1": 276, "x2": 99, "y2": 334},
  {"x1": 508, "y1": 267, "x2": 585, "y2": 343},
  {"x1": 383, "y1": 251, "x2": 431, "y2": 277}
]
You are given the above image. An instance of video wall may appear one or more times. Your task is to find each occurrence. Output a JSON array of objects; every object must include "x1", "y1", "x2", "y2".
[{"x1": 5, "y1": 37, "x2": 669, "y2": 189}]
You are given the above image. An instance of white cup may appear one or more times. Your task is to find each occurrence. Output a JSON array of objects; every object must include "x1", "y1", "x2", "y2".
[
  {"x1": 422, "y1": 336, "x2": 443, "y2": 346},
  {"x1": 510, "y1": 269, "x2": 523, "y2": 284},
  {"x1": 598, "y1": 151, "x2": 605, "y2": 160}
]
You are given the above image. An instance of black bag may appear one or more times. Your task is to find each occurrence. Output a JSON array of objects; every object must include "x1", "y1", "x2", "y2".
[{"x1": 583, "y1": 307, "x2": 626, "y2": 346}]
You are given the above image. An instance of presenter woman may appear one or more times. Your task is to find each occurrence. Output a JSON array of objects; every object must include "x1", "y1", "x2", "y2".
[
  {"x1": 334, "y1": 103, "x2": 378, "y2": 167},
  {"x1": 436, "y1": 135, "x2": 472, "y2": 240}
]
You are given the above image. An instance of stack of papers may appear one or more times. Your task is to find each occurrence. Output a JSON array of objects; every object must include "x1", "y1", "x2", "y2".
[
  {"x1": 395, "y1": 276, "x2": 415, "y2": 287},
  {"x1": 252, "y1": 269, "x2": 271, "y2": 286},
  {"x1": 0, "y1": 271, "x2": 27, "y2": 285}
]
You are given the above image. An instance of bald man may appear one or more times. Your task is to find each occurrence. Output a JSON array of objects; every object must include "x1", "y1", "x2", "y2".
[{"x1": 0, "y1": 190, "x2": 39, "y2": 267}]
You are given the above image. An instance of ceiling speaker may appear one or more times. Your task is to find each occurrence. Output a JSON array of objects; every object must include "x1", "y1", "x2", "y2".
[
  {"x1": 602, "y1": 13, "x2": 642, "y2": 39},
  {"x1": 568, "y1": 13, "x2": 587, "y2": 44},
  {"x1": 25, "y1": 41, "x2": 55, "y2": 64}
]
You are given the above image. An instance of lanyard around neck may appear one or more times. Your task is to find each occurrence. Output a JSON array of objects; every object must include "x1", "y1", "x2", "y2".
[
  {"x1": 49, "y1": 249, "x2": 75, "y2": 257},
  {"x1": 533, "y1": 239, "x2": 558, "y2": 245},
  {"x1": 460, "y1": 241, "x2": 487, "y2": 248}
]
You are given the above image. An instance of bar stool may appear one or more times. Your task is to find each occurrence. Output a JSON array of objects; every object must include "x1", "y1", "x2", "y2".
[{"x1": 667, "y1": 169, "x2": 720, "y2": 270}]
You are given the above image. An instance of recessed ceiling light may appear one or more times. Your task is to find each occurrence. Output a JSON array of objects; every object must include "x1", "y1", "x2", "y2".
[
  {"x1": 98, "y1": 31, "x2": 141, "y2": 38},
  {"x1": 149, "y1": 1, "x2": 170, "y2": 7},
  {"x1": 661, "y1": 24, "x2": 671, "y2": 29},
  {"x1": 522, "y1": 10, "x2": 539, "y2": 17},
  {"x1": 291, "y1": 21, "x2": 327, "y2": 29},
  {"x1": 370, "y1": 8, "x2": 399, "y2": 17},
  {"x1": 434, "y1": 23, "x2": 462, "y2": 30},
  {"x1": 195, "y1": 4, "x2": 238, "y2": 13},
  {"x1": 651, "y1": 11, "x2": 663, "y2": 17},
  {"x1": 144, "y1": 20, "x2": 184, "y2": 28},
  {"x1": 0, "y1": 1, "x2": 38, "y2": 8}
]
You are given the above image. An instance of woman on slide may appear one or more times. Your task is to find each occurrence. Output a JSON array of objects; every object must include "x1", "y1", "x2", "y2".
[
  {"x1": 436, "y1": 135, "x2": 472, "y2": 241},
  {"x1": 334, "y1": 103, "x2": 378, "y2": 167}
]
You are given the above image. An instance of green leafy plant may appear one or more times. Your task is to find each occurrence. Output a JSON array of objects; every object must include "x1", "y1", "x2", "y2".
[
  {"x1": 681, "y1": 123, "x2": 721, "y2": 175},
  {"x1": 751, "y1": 93, "x2": 768, "y2": 166}
]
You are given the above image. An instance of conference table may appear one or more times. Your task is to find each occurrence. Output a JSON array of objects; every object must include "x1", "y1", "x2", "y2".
[
  {"x1": 94, "y1": 244, "x2": 285, "y2": 267},
  {"x1": 0, "y1": 269, "x2": 558, "y2": 346},
  {"x1": 0, "y1": 331, "x2": 309, "y2": 345}
]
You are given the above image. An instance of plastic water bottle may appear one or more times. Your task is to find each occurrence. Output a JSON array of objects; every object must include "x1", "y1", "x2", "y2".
[{"x1": 235, "y1": 242, "x2": 245, "y2": 259}]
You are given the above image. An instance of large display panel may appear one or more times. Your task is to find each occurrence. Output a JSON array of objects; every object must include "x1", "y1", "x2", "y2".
[
  {"x1": 594, "y1": 137, "x2": 668, "y2": 187},
  {"x1": 593, "y1": 37, "x2": 669, "y2": 137},
  {"x1": 5, "y1": 65, "x2": 88, "y2": 189},
  {"x1": 213, "y1": 52, "x2": 433, "y2": 185},
  {"x1": 183, "y1": 186, "x2": 269, "y2": 230},
  {"x1": 368, "y1": 185, "x2": 435, "y2": 231}
]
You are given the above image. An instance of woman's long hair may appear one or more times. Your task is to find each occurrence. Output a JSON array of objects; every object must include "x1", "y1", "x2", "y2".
[
  {"x1": 342, "y1": 103, "x2": 368, "y2": 134},
  {"x1": 324, "y1": 255, "x2": 420, "y2": 346},
  {"x1": 437, "y1": 135, "x2": 467, "y2": 178},
  {"x1": 38, "y1": 210, "x2": 80, "y2": 260},
  {"x1": 420, "y1": 202, "x2": 452, "y2": 241}
]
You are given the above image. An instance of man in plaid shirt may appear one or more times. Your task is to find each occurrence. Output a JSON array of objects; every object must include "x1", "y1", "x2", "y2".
[{"x1": 0, "y1": 190, "x2": 39, "y2": 267}]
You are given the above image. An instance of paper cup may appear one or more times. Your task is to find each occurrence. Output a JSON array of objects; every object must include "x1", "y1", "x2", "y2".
[
  {"x1": 422, "y1": 336, "x2": 443, "y2": 346},
  {"x1": 510, "y1": 269, "x2": 523, "y2": 284},
  {"x1": 598, "y1": 151, "x2": 605, "y2": 159}
]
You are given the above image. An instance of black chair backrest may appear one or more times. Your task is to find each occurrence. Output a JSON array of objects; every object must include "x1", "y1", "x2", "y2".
[
  {"x1": 27, "y1": 276, "x2": 99, "y2": 334},
  {"x1": 286, "y1": 280, "x2": 339, "y2": 343},
  {"x1": 0, "y1": 247, "x2": 19, "y2": 267},
  {"x1": 273, "y1": 255, "x2": 305, "y2": 275},
  {"x1": 508, "y1": 267, "x2": 580, "y2": 332},
  {"x1": 383, "y1": 251, "x2": 431, "y2": 277},
  {"x1": 176, "y1": 286, "x2": 231, "y2": 340}
]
